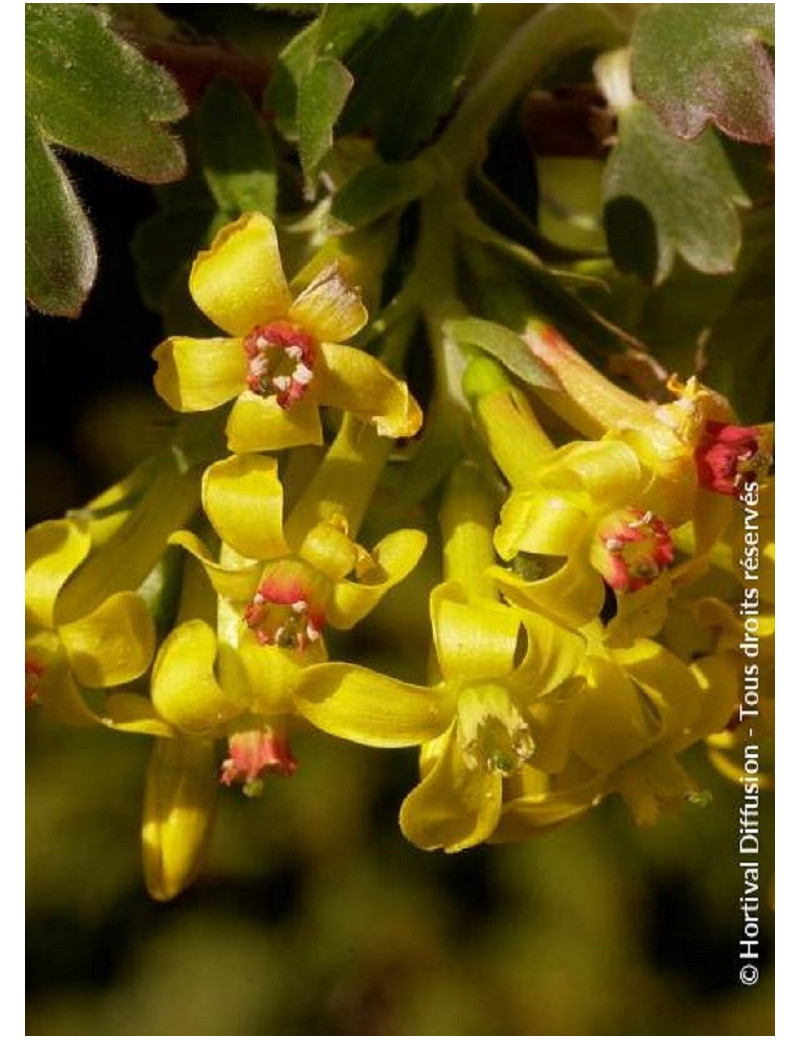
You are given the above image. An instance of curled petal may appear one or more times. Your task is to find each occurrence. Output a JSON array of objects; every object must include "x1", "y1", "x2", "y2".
[
  {"x1": 202, "y1": 454, "x2": 288, "y2": 561},
  {"x1": 690, "y1": 651, "x2": 741, "y2": 737},
  {"x1": 59, "y1": 592, "x2": 155, "y2": 689},
  {"x1": 569, "y1": 655, "x2": 655, "y2": 773},
  {"x1": 26, "y1": 517, "x2": 91, "y2": 628},
  {"x1": 298, "y1": 521, "x2": 360, "y2": 583},
  {"x1": 189, "y1": 212, "x2": 291, "y2": 336},
  {"x1": 142, "y1": 737, "x2": 218, "y2": 901},
  {"x1": 495, "y1": 766, "x2": 604, "y2": 840},
  {"x1": 489, "y1": 557, "x2": 606, "y2": 630},
  {"x1": 327, "y1": 529, "x2": 428, "y2": 629},
  {"x1": 612, "y1": 640, "x2": 701, "y2": 745},
  {"x1": 169, "y1": 531, "x2": 262, "y2": 604},
  {"x1": 238, "y1": 635, "x2": 327, "y2": 715},
  {"x1": 399, "y1": 723, "x2": 503, "y2": 852},
  {"x1": 494, "y1": 489, "x2": 587, "y2": 560},
  {"x1": 613, "y1": 749, "x2": 697, "y2": 827},
  {"x1": 30, "y1": 643, "x2": 97, "y2": 727},
  {"x1": 536, "y1": 439, "x2": 643, "y2": 506},
  {"x1": 152, "y1": 620, "x2": 245, "y2": 736},
  {"x1": 226, "y1": 392, "x2": 323, "y2": 453},
  {"x1": 152, "y1": 337, "x2": 246, "y2": 412},
  {"x1": 288, "y1": 263, "x2": 368, "y2": 343},
  {"x1": 294, "y1": 663, "x2": 448, "y2": 747},
  {"x1": 317, "y1": 344, "x2": 423, "y2": 438},
  {"x1": 508, "y1": 610, "x2": 586, "y2": 705},
  {"x1": 430, "y1": 582, "x2": 523, "y2": 684},
  {"x1": 103, "y1": 692, "x2": 175, "y2": 737}
]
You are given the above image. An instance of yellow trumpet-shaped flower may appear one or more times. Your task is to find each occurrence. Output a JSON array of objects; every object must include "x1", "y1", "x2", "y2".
[
  {"x1": 170, "y1": 448, "x2": 427, "y2": 711},
  {"x1": 491, "y1": 438, "x2": 678, "y2": 632},
  {"x1": 153, "y1": 212, "x2": 422, "y2": 452},
  {"x1": 526, "y1": 324, "x2": 774, "y2": 541},
  {"x1": 292, "y1": 579, "x2": 586, "y2": 852},
  {"x1": 25, "y1": 516, "x2": 156, "y2": 726},
  {"x1": 496, "y1": 624, "x2": 740, "y2": 836}
]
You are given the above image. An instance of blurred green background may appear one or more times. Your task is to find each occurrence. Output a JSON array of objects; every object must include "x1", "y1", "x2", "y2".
[{"x1": 26, "y1": 115, "x2": 774, "y2": 1040}]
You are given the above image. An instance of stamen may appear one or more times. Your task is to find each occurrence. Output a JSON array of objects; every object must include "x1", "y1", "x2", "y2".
[{"x1": 243, "y1": 320, "x2": 316, "y2": 408}]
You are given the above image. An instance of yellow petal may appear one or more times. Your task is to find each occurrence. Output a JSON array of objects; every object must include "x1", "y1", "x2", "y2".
[
  {"x1": 494, "y1": 488, "x2": 588, "y2": 560},
  {"x1": 59, "y1": 592, "x2": 155, "y2": 688},
  {"x1": 691, "y1": 651, "x2": 741, "y2": 737},
  {"x1": 152, "y1": 336, "x2": 246, "y2": 413},
  {"x1": 570, "y1": 654, "x2": 654, "y2": 772},
  {"x1": 327, "y1": 529, "x2": 427, "y2": 629},
  {"x1": 508, "y1": 610, "x2": 586, "y2": 703},
  {"x1": 238, "y1": 634, "x2": 327, "y2": 715},
  {"x1": 151, "y1": 620, "x2": 246, "y2": 736},
  {"x1": 103, "y1": 692, "x2": 175, "y2": 737},
  {"x1": 399, "y1": 723, "x2": 503, "y2": 852},
  {"x1": 142, "y1": 736, "x2": 218, "y2": 901},
  {"x1": 30, "y1": 643, "x2": 97, "y2": 727},
  {"x1": 294, "y1": 663, "x2": 448, "y2": 747},
  {"x1": 298, "y1": 520, "x2": 360, "y2": 582},
  {"x1": 202, "y1": 454, "x2": 288, "y2": 561},
  {"x1": 495, "y1": 768, "x2": 603, "y2": 839},
  {"x1": 538, "y1": 439, "x2": 643, "y2": 503},
  {"x1": 288, "y1": 263, "x2": 368, "y2": 342},
  {"x1": 317, "y1": 343, "x2": 423, "y2": 438},
  {"x1": 613, "y1": 639, "x2": 700, "y2": 744},
  {"x1": 489, "y1": 557, "x2": 605, "y2": 630},
  {"x1": 169, "y1": 530, "x2": 262, "y2": 604},
  {"x1": 189, "y1": 212, "x2": 291, "y2": 335},
  {"x1": 225, "y1": 392, "x2": 323, "y2": 453},
  {"x1": 430, "y1": 582, "x2": 523, "y2": 683},
  {"x1": 25, "y1": 517, "x2": 91, "y2": 628}
]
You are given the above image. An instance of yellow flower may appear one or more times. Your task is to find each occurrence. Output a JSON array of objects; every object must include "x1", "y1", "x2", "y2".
[
  {"x1": 292, "y1": 581, "x2": 585, "y2": 852},
  {"x1": 490, "y1": 438, "x2": 679, "y2": 631},
  {"x1": 496, "y1": 624, "x2": 739, "y2": 835},
  {"x1": 25, "y1": 517, "x2": 155, "y2": 725},
  {"x1": 153, "y1": 212, "x2": 422, "y2": 452},
  {"x1": 170, "y1": 449, "x2": 427, "y2": 708}
]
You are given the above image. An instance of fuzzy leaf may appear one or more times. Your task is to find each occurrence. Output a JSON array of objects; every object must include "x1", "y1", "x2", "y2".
[
  {"x1": 297, "y1": 58, "x2": 353, "y2": 179},
  {"x1": 339, "y1": 4, "x2": 479, "y2": 161},
  {"x1": 198, "y1": 79, "x2": 277, "y2": 217},
  {"x1": 631, "y1": 3, "x2": 775, "y2": 144},
  {"x1": 25, "y1": 3, "x2": 186, "y2": 315},
  {"x1": 446, "y1": 318, "x2": 559, "y2": 390},
  {"x1": 604, "y1": 103, "x2": 749, "y2": 283}
]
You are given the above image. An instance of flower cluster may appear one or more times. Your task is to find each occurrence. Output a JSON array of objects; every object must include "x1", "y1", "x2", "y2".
[{"x1": 26, "y1": 213, "x2": 774, "y2": 899}]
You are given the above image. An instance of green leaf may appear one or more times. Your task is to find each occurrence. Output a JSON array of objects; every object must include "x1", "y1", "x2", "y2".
[
  {"x1": 25, "y1": 3, "x2": 187, "y2": 316},
  {"x1": 198, "y1": 78, "x2": 277, "y2": 217},
  {"x1": 330, "y1": 158, "x2": 436, "y2": 229},
  {"x1": 339, "y1": 5, "x2": 479, "y2": 161},
  {"x1": 297, "y1": 58, "x2": 353, "y2": 179},
  {"x1": 266, "y1": 5, "x2": 394, "y2": 141},
  {"x1": 446, "y1": 317, "x2": 559, "y2": 391},
  {"x1": 631, "y1": 3, "x2": 775, "y2": 144},
  {"x1": 603, "y1": 103, "x2": 749, "y2": 283},
  {"x1": 25, "y1": 111, "x2": 97, "y2": 318}
]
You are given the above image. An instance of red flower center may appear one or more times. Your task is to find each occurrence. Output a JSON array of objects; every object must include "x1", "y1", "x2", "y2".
[
  {"x1": 595, "y1": 509, "x2": 674, "y2": 593},
  {"x1": 695, "y1": 421, "x2": 774, "y2": 496},
  {"x1": 243, "y1": 566, "x2": 326, "y2": 652},
  {"x1": 220, "y1": 725, "x2": 298, "y2": 796},
  {"x1": 243, "y1": 320, "x2": 316, "y2": 409}
]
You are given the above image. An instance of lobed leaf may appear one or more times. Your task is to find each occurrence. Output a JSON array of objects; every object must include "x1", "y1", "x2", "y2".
[
  {"x1": 631, "y1": 3, "x2": 775, "y2": 144},
  {"x1": 25, "y1": 3, "x2": 187, "y2": 315}
]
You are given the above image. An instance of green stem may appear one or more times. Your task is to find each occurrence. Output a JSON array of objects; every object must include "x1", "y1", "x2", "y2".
[{"x1": 438, "y1": 3, "x2": 622, "y2": 170}]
